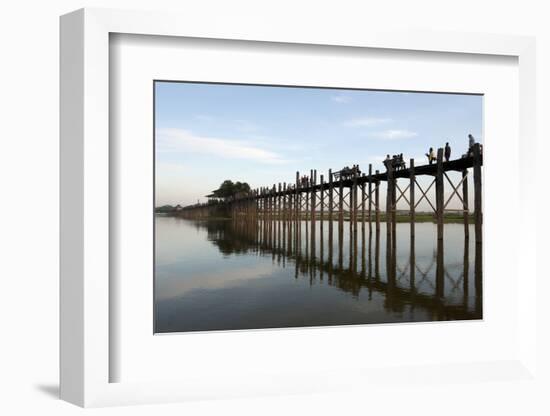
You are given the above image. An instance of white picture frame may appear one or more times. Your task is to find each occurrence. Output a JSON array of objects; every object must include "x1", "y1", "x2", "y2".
[{"x1": 60, "y1": 7, "x2": 538, "y2": 408}]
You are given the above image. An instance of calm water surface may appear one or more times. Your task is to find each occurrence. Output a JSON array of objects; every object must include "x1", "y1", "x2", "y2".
[{"x1": 155, "y1": 216, "x2": 481, "y2": 332}]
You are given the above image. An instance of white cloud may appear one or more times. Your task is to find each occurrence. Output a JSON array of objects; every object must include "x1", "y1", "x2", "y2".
[
  {"x1": 368, "y1": 129, "x2": 418, "y2": 140},
  {"x1": 344, "y1": 117, "x2": 392, "y2": 127},
  {"x1": 156, "y1": 128, "x2": 288, "y2": 164},
  {"x1": 331, "y1": 94, "x2": 352, "y2": 104}
]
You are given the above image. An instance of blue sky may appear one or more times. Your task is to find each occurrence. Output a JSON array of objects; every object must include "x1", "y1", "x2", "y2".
[{"x1": 155, "y1": 82, "x2": 482, "y2": 208}]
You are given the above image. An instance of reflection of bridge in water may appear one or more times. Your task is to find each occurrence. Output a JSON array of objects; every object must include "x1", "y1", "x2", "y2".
[{"x1": 199, "y1": 217, "x2": 482, "y2": 321}]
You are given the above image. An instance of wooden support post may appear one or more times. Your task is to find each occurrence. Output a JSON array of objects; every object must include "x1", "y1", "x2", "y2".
[
  {"x1": 307, "y1": 170, "x2": 312, "y2": 225},
  {"x1": 278, "y1": 183, "x2": 282, "y2": 247},
  {"x1": 328, "y1": 169, "x2": 333, "y2": 228},
  {"x1": 272, "y1": 186, "x2": 275, "y2": 244},
  {"x1": 310, "y1": 170, "x2": 316, "y2": 259},
  {"x1": 368, "y1": 164, "x2": 373, "y2": 234},
  {"x1": 338, "y1": 174, "x2": 344, "y2": 235},
  {"x1": 295, "y1": 172, "x2": 299, "y2": 244},
  {"x1": 287, "y1": 185, "x2": 292, "y2": 252},
  {"x1": 386, "y1": 163, "x2": 393, "y2": 241},
  {"x1": 349, "y1": 177, "x2": 353, "y2": 244},
  {"x1": 274, "y1": 185, "x2": 277, "y2": 247},
  {"x1": 305, "y1": 172, "x2": 310, "y2": 255},
  {"x1": 338, "y1": 173, "x2": 344, "y2": 268},
  {"x1": 473, "y1": 143, "x2": 482, "y2": 245},
  {"x1": 320, "y1": 174, "x2": 324, "y2": 238},
  {"x1": 275, "y1": 190, "x2": 280, "y2": 258},
  {"x1": 267, "y1": 187, "x2": 273, "y2": 248},
  {"x1": 328, "y1": 169, "x2": 334, "y2": 261},
  {"x1": 375, "y1": 170, "x2": 380, "y2": 236},
  {"x1": 462, "y1": 169, "x2": 469, "y2": 239},
  {"x1": 273, "y1": 185, "x2": 277, "y2": 247},
  {"x1": 435, "y1": 148, "x2": 444, "y2": 241},
  {"x1": 282, "y1": 183, "x2": 287, "y2": 249},
  {"x1": 253, "y1": 193, "x2": 257, "y2": 237},
  {"x1": 311, "y1": 169, "x2": 316, "y2": 236},
  {"x1": 352, "y1": 172, "x2": 358, "y2": 245},
  {"x1": 410, "y1": 158, "x2": 415, "y2": 239},
  {"x1": 261, "y1": 187, "x2": 267, "y2": 245},
  {"x1": 258, "y1": 190, "x2": 262, "y2": 242},
  {"x1": 313, "y1": 170, "x2": 318, "y2": 259},
  {"x1": 267, "y1": 188, "x2": 272, "y2": 242},
  {"x1": 297, "y1": 179, "x2": 302, "y2": 246},
  {"x1": 361, "y1": 182, "x2": 365, "y2": 233},
  {"x1": 268, "y1": 188, "x2": 272, "y2": 240},
  {"x1": 257, "y1": 188, "x2": 260, "y2": 224},
  {"x1": 392, "y1": 176, "x2": 396, "y2": 249},
  {"x1": 268, "y1": 188, "x2": 272, "y2": 244},
  {"x1": 261, "y1": 189, "x2": 265, "y2": 243}
]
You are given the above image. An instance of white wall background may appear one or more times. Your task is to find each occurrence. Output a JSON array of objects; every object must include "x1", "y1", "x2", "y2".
[{"x1": 0, "y1": 1, "x2": 548, "y2": 415}]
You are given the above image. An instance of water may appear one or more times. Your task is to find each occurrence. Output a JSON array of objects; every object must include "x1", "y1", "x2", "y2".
[{"x1": 155, "y1": 216, "x2": 482, "y2": 333}]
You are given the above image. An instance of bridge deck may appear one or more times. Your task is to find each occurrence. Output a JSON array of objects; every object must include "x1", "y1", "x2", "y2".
[{"x1": 255, "y1": 154, "x2": 481, "y2": 199}]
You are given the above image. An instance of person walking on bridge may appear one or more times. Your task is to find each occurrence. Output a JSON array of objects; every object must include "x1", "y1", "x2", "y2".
[
  {"x1": 468, "y1": 134, "x2": 476, "y2": 150},
  {"x1": 426, "y1": 147, "x2": 436, "y2": 164},
  {"x1": 466, "y1": 134, "x2": 479, "y2": 157},
  {"x1": 444, "y1": 142, "x2": 451, "y2": 162},
  {"x1": 383, "y1": 154, "x2": 391, "y2": 169}
]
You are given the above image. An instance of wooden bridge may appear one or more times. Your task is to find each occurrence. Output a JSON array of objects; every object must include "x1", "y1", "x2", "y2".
[{"x1": 179, "y1": 144, "x2": 483, "y2": 249}]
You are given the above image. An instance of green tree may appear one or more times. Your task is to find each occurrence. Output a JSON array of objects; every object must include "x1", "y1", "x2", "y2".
[{"x1": 208, "y1": 180, "x2": 251, "y2": 200}]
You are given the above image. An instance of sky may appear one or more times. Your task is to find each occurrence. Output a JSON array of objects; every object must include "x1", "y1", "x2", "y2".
[{"x1": 155, "y1": 81, "x2": 482, "y2": 210}]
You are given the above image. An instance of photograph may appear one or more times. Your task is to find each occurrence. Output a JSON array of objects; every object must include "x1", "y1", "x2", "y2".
[{"x1": 154, "y1": 81, "x2": 483, "y2": 333}]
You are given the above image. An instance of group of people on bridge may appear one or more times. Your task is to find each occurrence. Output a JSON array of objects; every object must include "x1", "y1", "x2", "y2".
[
  {"x1": 299, "y1": 175, "x2": 311, "y2": 187},
  {"x1": 426, "y1": 134, "x2": 481, "y2": 165},
  {"x1": 381, "y1": 133, "x2": 480, "y2": 170},
  {"x1": 330, "y1": 164, "x2": 362, "y2": 181},
  {"x1": 271, "y1": 134, "x2": 482, "y2": 193},
  {"x1": 383, "y1": 153, "x2": 406, "y2": 171},
  {"x1": 425, "y1": 142, "x2": 452, "y2": 165},
  {"x1": 296, "y1": 134, "x2": 481, "y2": 190}
]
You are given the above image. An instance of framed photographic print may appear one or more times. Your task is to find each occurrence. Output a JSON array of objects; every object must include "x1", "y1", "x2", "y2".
[
  {"x1": 153, "y1": 80, "x2": 483, "y2": 334},
  {"x1": 60, "y1": 8, "x2": 538, "y2": 408}
]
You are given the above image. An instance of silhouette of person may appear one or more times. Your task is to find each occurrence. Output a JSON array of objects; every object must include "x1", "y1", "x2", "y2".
[
  {"x1": 383, "y1": 154, "x2": 391, "y2": 169},
  {"x1": 444, "y1": 142, "x2": 451, "y2": 162},
  {"x1": 468, "y1": 134, "x2": 475, "y2": 150},
  {"x1": 426, "y1": 147, "x2": 435, "y2": 164}
]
